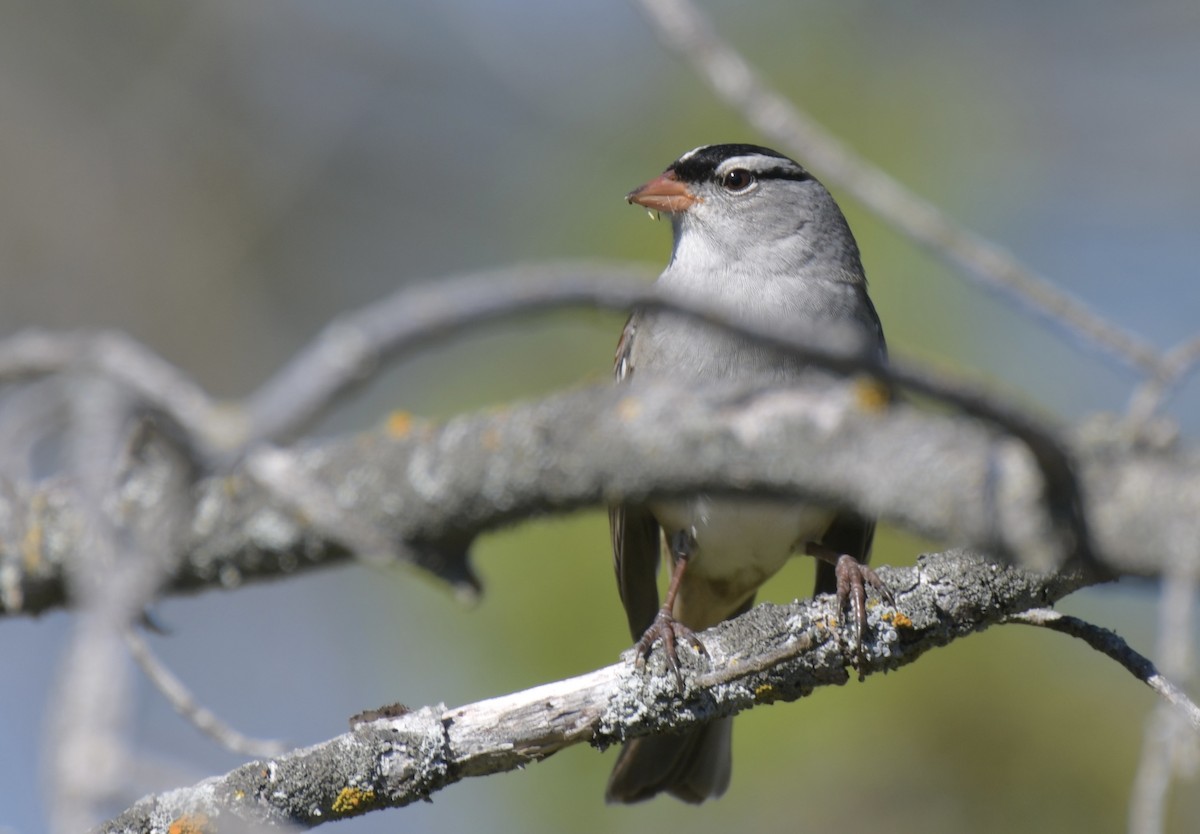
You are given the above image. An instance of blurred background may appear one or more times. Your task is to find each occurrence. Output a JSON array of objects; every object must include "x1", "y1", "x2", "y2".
[{"x1": 1, "y1": 1, "x2": 1198, "y2": 831}]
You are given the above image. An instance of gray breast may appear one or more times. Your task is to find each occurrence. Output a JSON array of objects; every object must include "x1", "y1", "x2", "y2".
[{"x1": 630, "y1": 275, "x2": 883, "y2": 384}]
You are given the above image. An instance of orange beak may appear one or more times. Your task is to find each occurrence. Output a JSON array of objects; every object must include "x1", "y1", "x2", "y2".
[{"x1": 625, "y1": 170, "x2": 699, "y2": 214}]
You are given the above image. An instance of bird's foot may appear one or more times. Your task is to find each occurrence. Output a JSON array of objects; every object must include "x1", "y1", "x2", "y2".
[
  {"x1": 634, "y1": 605, "x2": 708, "y2": 687},
  {"x1": 833, "y1": 553, "x2": 894, "y2": 671},
  {"x1": 807, "y1": 541, "x2": 894, "y2": 671}
]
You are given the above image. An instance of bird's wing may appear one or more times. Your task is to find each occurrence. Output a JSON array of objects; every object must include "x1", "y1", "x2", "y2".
[
  {"x1": 812, "y1": 283, "x2": 888, "y2": 594},
  {"x1": 609, "y1": 315, "x2": 663, "y2": 639}
]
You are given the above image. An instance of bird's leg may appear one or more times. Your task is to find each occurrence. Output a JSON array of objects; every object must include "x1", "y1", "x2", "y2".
[
  {"x1": 635, "y1": 529, "x2": 707, "y2": 686},
  {"x1": 805, "y1": 542, "x2": 894, "y2": 666}
]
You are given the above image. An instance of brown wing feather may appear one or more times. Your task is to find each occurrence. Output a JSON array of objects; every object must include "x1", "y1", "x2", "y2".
[
  {"x1": 813, "y1": 295, "x2": 890, "y2": 596},
  {"x1": 610, "y1": 504, "x2": 662, "y2": 638},
  {"x1": 609, "y1": 315, "x2": 663, "y2": 639}
]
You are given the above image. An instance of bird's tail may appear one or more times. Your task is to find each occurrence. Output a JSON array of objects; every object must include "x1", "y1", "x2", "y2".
[{"x1": 604, "y1": 717, "x2": 733, "y2": 804}]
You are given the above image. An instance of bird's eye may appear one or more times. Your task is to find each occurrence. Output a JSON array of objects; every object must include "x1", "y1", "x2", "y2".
[{"x1": 720, "y1": 169, "x2": 755, "y2": 192}]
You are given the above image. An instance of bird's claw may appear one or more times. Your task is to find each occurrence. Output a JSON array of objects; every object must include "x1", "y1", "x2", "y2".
[
  {"x1": 634, "y1": 605, "x2": 707, "y2": 687},
  {"x1": 834, "y1": 553, "x2": 893, "y2": 671}
]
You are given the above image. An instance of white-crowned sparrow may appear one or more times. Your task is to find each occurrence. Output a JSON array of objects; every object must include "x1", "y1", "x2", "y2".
[{"x1": 606, "y1": 144, "x2": 890, "y2": 804}]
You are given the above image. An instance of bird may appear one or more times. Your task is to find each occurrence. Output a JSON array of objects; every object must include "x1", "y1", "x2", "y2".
[{"x1": 606, "y1": 143, "x2": 890, "y2": 804}]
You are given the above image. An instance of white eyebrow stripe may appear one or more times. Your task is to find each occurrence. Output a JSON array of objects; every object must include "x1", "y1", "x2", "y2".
[{"x1": 714, "y1": 155, "x2": 797, "y2": 175}]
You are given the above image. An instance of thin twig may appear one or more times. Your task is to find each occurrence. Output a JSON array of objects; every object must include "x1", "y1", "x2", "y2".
[
  {"x1": 1126, "y1": 334, "x2": 1200, "y2": 425},
  {"x1": 1130, "y1": 568, "x2": 1198, "y2": 834},
  {"x1": 241, "y1": 262, "x2": 653, "y2": 444},
  {"x1": 125, "y1": 628, "x2": 287, "y2": 759},
  {"x1": 0, "y1": 329, "x2": 233, "y2": 457},
  {"x1": 1006, "y1": 608, "x2": 1200, "y2": 732},
  {"x1": 629, "y1": 0, "x2": 1167, "y2": 377},
  {"x1": 1130, "y1": 710, "x2": 1179, "y2": 834},
  {"x1": 48, "y1": 380, "x2": 141, "y2": 834}
]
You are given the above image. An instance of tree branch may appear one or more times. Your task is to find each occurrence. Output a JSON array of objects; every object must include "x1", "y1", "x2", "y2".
[
  {"x1": 0, "y1": 267, "x2": 1100, "y2": 577},
  {"x1": 1006, "y1": 608, "x2": 1200, "y2": 732},
  {"x1": 3, "y1": 378, "x2": 1196, "y2": 620},
  {"x1": 1127, "y1": 334, "x2": 1200, "y2": 425},
  {"x1": 98, "y1": 550, "x2": 1090, "y2": 831},
  {"x1": 124, "y1": 629, "x2": 287, "y2": 759}
]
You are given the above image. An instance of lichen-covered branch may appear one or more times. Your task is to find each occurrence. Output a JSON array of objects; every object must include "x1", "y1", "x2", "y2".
[
  {"x1": 3, "y1": 379, "x2": 1197, "y2": 618},
  {"x1": 97, "y1": 550, "x2": 1088, "y2": 831}
]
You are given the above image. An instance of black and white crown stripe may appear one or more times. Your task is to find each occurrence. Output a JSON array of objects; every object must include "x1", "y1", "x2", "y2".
[{"x1": 668, "y1": 144, "x2": 813, "y2": 186}]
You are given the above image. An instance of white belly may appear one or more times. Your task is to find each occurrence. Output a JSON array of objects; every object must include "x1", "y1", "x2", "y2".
[{"x1": 651, "y1": 496, "x2": 834, "y2": 629}]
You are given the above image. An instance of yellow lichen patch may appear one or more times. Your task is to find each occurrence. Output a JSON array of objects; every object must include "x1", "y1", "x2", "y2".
[
  {"x1": 167, "y1": 813, "x2": 211, "y2": 834},
  {"x1": 332, "y1": 786, "x2": 377, "y2": 814},
  {"x1": 884, "y1": 610, "x2": 913, "y2": 629},
  {"x1": 481, "y1": 427, "x2": 502, "y2": 452},
  {"x1": 616, "y1": 396, "x2": 641, "y2": 422},
  {"x1": 852, "y1": 378, "x2": 891, "y2": 413},
  {"x1": 754, "y1": 683, "x2": 777, "y2": 702},
  {"x1": 385, "y1": 411, "x2": 415, "y2": 438},
  {"x1": 21, "y1": 520, "x2": 42, "y2": 571},
  {"x1": 20, "y1": 492, "x2": 47, "y2": 571}
]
